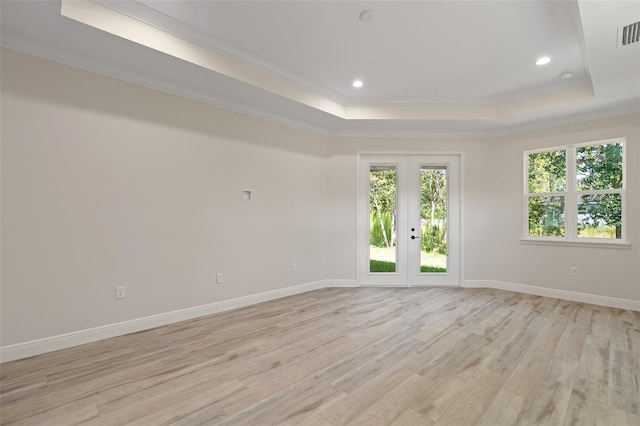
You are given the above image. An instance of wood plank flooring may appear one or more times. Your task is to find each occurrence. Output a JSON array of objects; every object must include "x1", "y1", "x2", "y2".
[{"x1": 1, "y1": 287, "x2": 639, "y2": 425}]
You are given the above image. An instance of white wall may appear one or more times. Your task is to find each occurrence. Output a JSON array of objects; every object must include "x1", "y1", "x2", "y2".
[
  {"x1": 326, "y1": 115, "x2": 640, "y2": 303},
  {"x1": 326, "y1": 137, "x2": 497, "y2": 282},
  {"x1": 2, "y1": 49, "x2": 639, "y2": 354},
  {"x1": 488, "y1": 115, "x2": 640, "y2": 301},
  {"x1": 1, "y1": 49, "x2": 328, "y2": 346}
]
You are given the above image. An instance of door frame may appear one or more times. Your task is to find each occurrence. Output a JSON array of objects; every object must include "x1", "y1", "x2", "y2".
[{"x1": 356, "y1": 152, "x2": 464, "y2": 287}]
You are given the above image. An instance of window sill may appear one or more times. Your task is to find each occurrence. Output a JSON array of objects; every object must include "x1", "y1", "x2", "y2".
[{"x1": 520, "y1": 238, "x2": 631, "y2": 249}]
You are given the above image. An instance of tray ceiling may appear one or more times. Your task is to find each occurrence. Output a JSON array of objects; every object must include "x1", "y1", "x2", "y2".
[{"x1": 1, "y1": 0, "x2": 639, "y2": 136}]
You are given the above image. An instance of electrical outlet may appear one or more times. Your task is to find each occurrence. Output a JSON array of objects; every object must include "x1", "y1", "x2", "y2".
[
  {"x1": 291, "y1": 262, "x2": 297, "y2": 272},
  {"x1": 115, "y1": 286, "x2": 126, "y2": 299},
  {"x1": 570, "y1": 267, "x2": 578, "y2": 277},
  {"x1": 216, "y1": 273, "x2": 224, "y2": 284}
]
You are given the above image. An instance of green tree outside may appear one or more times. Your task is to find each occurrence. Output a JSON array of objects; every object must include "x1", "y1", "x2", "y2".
[
  {"x1": 369, "y1": 167, "x2": 447, "y2": 272},
  {"x1": 527, "y1": 142, "x2": 623, "y2": 238}
]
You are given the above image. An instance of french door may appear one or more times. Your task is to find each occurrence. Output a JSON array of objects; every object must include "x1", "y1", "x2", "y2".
[{"x1": 357, "y1": 154, "x2": 460, "y2": 287}]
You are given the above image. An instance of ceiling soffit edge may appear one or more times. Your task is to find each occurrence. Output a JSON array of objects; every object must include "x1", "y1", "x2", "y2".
[
  {"x1": 96, "y1": 0, "x2": 350, "y2": 106},
  {"x1": 2, "y1": 39, "x2": 636, "y2": 140},
  {"x1": 345, "y1": 77, "x2": 593, "y2": 108},
  {"x1": 99, "y1": 0, "x2": 594, "y2": 109},
  {"x1": 4, "y1": 1, "x2": 636, "y2": 139},
  {"x1": 61, "y1": 0, "x2": 347, "y2": 118},
  {"x1": 67, "y1": 0, "x2": 594, "y2": 122},
  {"x1": 330, "y1": 102, "x2": 640, "y2": 139},
  {"x1": 0, "y1": 42, "x2": 333, "y2": 137}
]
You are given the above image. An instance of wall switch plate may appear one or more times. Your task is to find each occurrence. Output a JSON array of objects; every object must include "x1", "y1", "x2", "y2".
[
  {"x1": 216, "y1": 273, "x2": 224, "y2": 284},
  {"x1": 291, "y1": 262, "x2": 297, "y2": 272},
  {"x1": 570, "y1": 267, "x2": 578, "y2": 277},
  {"x1": 115, "y1": 286, "x2": 126, "y2": 299}
]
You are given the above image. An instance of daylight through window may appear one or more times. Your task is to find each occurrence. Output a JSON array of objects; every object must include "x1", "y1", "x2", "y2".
[{"x1": 525, "y1": 138, "x2": 625, "y2": 242}]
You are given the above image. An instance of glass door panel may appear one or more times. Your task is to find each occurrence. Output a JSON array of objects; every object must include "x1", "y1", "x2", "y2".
[
  {"x1": 419, "y1": 166, "x2": 448, "y2": 273},
  {"x1": 407, "y1": 156, "x2": 459, "y2": 287},
  {"x1": 369, "y1": 165, "x2": 397, "y2": 273},
  {"x1": 358, "y1": 154, "x2": 459, "y2": 287}
]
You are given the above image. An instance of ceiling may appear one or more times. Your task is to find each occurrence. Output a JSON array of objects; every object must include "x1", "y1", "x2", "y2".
[{"x1": 1, "y1": 0, "x2": 639, "y2": 137}]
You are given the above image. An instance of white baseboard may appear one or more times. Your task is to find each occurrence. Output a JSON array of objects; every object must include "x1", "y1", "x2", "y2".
[
  {"x1": 0, "y1": 280, "x2": 327, "y2": 363},
  {"x1": 4, "y1": 278, "x2": 638, "y2": 362},
  {"x1": 463, "y1": 279, "x2": 640, "y2": 311},
  {"x1": 324, "y1": 279, "x2": 358, "y2": 288}
]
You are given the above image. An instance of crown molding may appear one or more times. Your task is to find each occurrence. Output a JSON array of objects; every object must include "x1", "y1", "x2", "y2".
[
  {"x1": 4, "y1": 36, "x2": 638, "y2": 141},
  {"x1": 61, "y1": 0, "x2": 347, "y2": 119},
  {"x1": 59, "y1": 0, "x2": 635, "y2": 127},
  {"x1": 328, "y1": 101, "x2": 640, "y2": 139},
  {"x1": 489, "y1": 100, "x2": 640, "y2": 138},
  {"x1": 95, "y1": 0, "x2": 596, "y2": 111},
  {"x1": 0, "y1": 40, "x2": 332, "y2": 137},
  {"x1": 97, "y1": 0, "x2": 350, "y2": 106},
  {"x1": 345, "y1": 76, "x2": 593, "y2": 107},
  {"x1": 99, "y1": 0, "x2": 592, "y2": 111}
]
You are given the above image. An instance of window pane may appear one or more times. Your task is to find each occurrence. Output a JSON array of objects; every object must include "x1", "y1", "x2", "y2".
[
  {"x1": 369, "y1": 165, "x2": 397, "y2": 272},
  {"x1": 528, "y1": 150, "x2": 566, "y2": 193},
  {"x1": 420, "y1": 166, "x2": 447, "y2": 273},
  {"x1": 576, "y1": 142, "x2": 623, "y2": 190},
  {"x1": 577, "y1": 193, "x2": 622, "y2": 239},
  {"x1": 528, "y1": 195, "x2": 565, "y2": 236}
]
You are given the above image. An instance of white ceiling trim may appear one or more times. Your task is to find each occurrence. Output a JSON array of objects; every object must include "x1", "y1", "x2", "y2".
[
  {"x1": 97, "y1": 0, "x2": 351, "y2": 106},
  {"x1": 61, "y1": 0, "x2": 347, "y2": 118},
  {"x1": 3, "y1": 0, "x2": 637, "y2": 139},
  {"x1": 98, "y1": 0, "x2": 593, "y2": 109},
  {"x1": 330, "y1": 101, "x2": 640, "y2": 139},
  {"x1": 2, "y1": 37, "x2": 637, "y2": 140},
  {"x1": 61, "y1": 0, "x2": 596, "y2": 123},
  {"x1": 0, "y1": 38, "x2": 333, "y2": 137},
  {"x1": 345, "y1": 77, "x2": 593, "y2": 107},
  {"x1": 344, "y1": 83, "x2": 594, "y2": 120}
]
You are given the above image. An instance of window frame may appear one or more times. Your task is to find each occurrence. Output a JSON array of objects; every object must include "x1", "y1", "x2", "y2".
[{"x1": 522, "y1": 137, "x2": 629, "y2": 247}]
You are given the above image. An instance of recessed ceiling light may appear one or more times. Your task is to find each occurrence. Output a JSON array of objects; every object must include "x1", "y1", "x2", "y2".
[
  {"x1": 560, "y1": 70, "x2": 573, "y2": 79},
  {"x1": 359, "y1": 10, "x2": 375, "y2": 22},
  {"x1": 352, "y1": 80, "x2": 364, "y2": 88},
  {"x1": 536, "y1": 56, "x2": 551, "y2": 66}
]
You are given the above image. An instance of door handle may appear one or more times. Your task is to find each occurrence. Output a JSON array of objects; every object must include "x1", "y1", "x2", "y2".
[{"x1": 411, "y1": 235, "x2": 419, "y2": 240}]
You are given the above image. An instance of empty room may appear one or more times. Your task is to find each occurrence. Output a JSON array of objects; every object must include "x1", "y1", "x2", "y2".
[{"x1": 1, "y1": 1, "x2": 639, "y2": 425}]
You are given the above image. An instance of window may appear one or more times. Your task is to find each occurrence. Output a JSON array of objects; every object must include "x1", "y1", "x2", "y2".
[{"x1": 524, "y1": 138, "x2": 626, "y2": 244}]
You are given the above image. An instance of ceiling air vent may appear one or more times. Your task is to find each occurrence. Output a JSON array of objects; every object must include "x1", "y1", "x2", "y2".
[{"x1": 621, "y1": 21, "x2": 640, "y2": 46}]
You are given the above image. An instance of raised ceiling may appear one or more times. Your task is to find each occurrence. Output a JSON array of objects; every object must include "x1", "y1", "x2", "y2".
[
  {"x1": 132, "y1": 0, "x2": 590, "y2": 102},
  {"x1": 1, "y1": 0, "x2": 639, "y2": 137}
]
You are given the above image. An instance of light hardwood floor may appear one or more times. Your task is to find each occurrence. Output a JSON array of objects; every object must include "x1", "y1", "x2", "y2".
[{"x1": 1, "y1": 287, "x2": 639, "y2": 425}]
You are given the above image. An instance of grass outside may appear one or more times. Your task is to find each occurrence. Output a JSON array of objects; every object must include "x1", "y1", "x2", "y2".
[
  {"x1": 370, "y1": 259, "x2": 446, "y2": 273},
  {"x1": 578, "y1": 227, "x2": 616, "y2": 238},
  {"x1": 530, "y1": 226, "x2": 617, "y2": 239},
  {"x1": 369, "y1": 246, "x2": 447, "y2": 273}
]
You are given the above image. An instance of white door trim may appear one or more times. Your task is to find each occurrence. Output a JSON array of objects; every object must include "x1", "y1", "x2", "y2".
[
  {"x1": 357, "y1": 153, "x2": 463, "y2": 287},
  {"x1": 407, "y1": 155, "x2": 460, "y2": 286}
]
